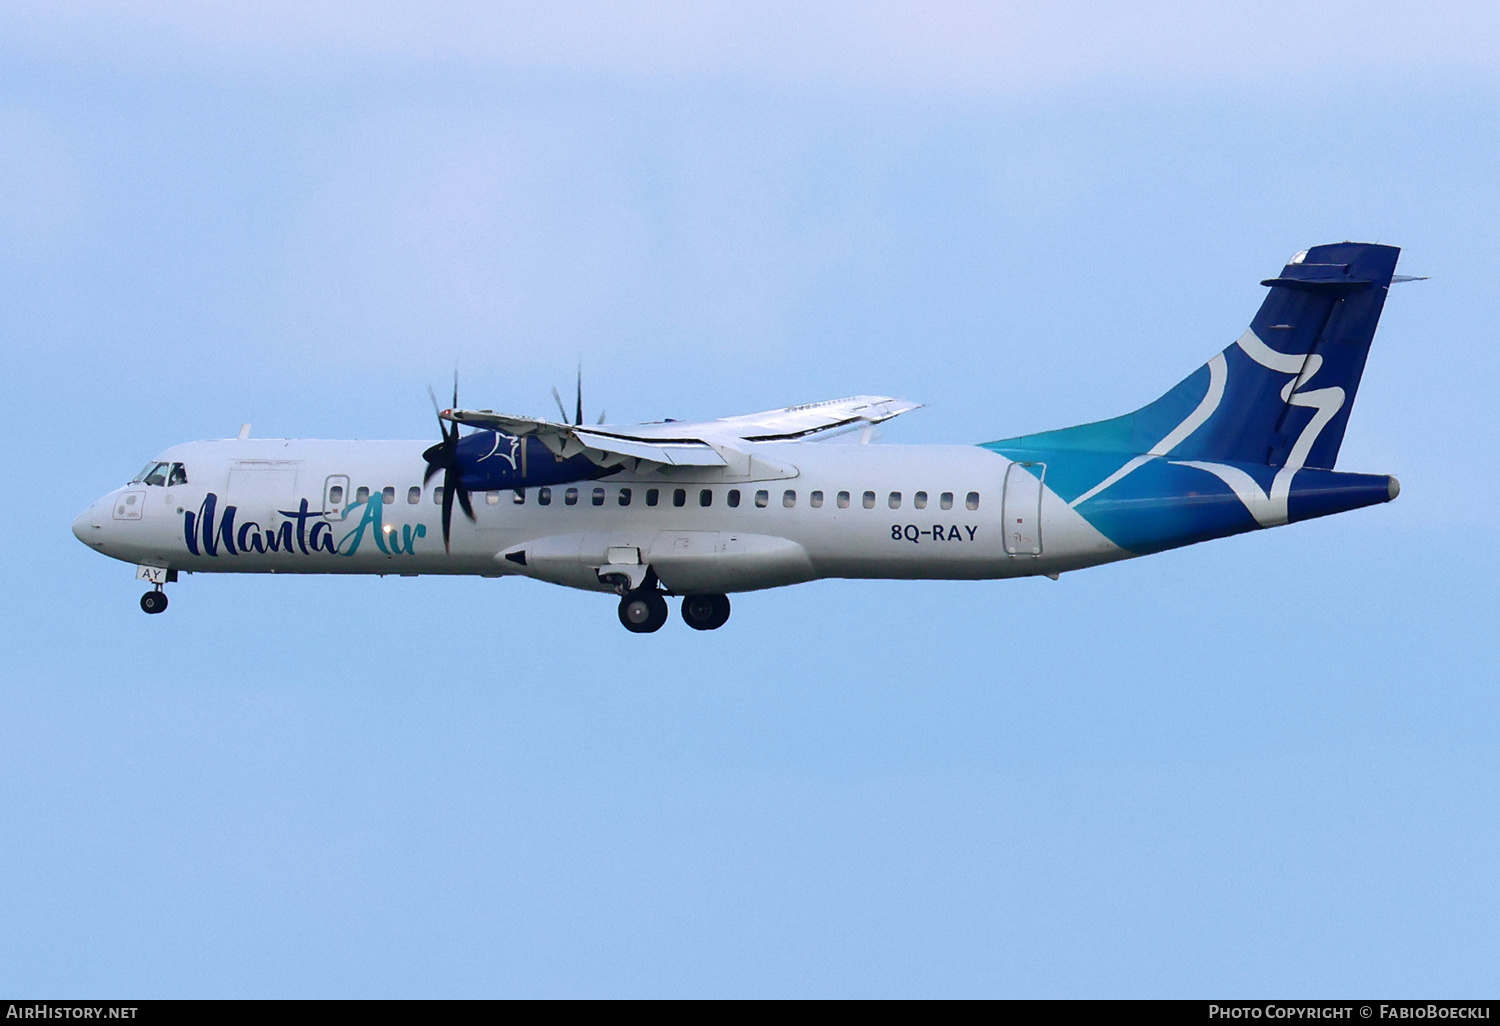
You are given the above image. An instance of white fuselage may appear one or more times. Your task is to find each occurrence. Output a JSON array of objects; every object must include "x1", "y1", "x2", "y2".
[{"x1": 73, "y1": 438, "x2": 1129, "y2": 594}]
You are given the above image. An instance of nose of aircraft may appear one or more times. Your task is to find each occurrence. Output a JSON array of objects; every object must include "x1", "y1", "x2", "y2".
[{"x1": 72, "y1": 499, "x2": 105, "y2": 548}]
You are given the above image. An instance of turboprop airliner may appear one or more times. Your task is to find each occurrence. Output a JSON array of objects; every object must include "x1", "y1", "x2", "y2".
[{"x1": 73, "y1": 241, "x2": 1412, "y2": 633}]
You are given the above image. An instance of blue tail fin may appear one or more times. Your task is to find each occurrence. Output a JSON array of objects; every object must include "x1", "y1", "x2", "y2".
[{"x1": 991, "y1": 242, "x2": 1401, "y2": 470}]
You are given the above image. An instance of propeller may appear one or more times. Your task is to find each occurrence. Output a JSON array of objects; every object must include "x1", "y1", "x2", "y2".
[
  {"x1": 551, "y1": 365, "x2": 586, "y2": 425},
  {"x1": 422, "y1": 374, "x2": 476, "y2": 552}
]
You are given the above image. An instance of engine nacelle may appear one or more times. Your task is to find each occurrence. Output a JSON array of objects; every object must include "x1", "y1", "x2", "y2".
[{"x1": 449, "y1": 431, "x2": 613, "y2": 492}]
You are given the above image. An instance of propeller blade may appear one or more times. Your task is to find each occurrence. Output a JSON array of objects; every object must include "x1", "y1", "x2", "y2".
[
  {"x1": 574, "y1": 365, "x2": 583, "y2": 426},
  {"x1": 451, "y1": 370, "x2": 459, "y2": 414},
  {"x1": 440, "y1": 473, "x2": 455, "y2": 552},
  {"x1": 551, "y1": 386, "x2": 569, "y2": 423},
  {"x1": 422, "y1": 441, "x2": 445, "y2": 484},
  {"x1": 456, "y1": 483, "x2": 476, "y2": 521},
  {"x1": 596, "y1": 409, "x2": 607, "y2": 425}
]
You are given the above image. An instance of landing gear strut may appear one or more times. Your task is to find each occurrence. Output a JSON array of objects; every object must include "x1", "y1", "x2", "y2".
[
  {"x1": 618, "y1": 589, "x2": 669, "y2": 633},
  {"x1": 681, "y1": 593, "x2": 731, "y2": 631},
  {"x1": 140, "y1": 589, "x2": 168, "y2": 615}
]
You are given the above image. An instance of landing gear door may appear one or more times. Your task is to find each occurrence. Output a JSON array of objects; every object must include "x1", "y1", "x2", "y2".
[
  {"x1": 323, "y1": 475, "x2": 350, "y2": 520},
  {"x1": 1002, "y1": 461, "x2": 1045, "y2": 556}
]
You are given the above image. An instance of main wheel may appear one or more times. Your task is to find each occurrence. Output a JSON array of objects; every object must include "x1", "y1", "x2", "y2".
[
  {"x1": 618, "y1": 590, "x2": 668, "y2": 633},
  {"x1": 681, "y1": 593, "x2": 731, "y2": 631},
  {"x1": 140, "y1": 590, "x2": 168, "y2": 615}
]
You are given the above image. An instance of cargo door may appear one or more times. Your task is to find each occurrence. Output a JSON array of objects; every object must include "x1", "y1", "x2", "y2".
[{"x1": 227, "y1": 461, "x2": 299, "y2": 517}]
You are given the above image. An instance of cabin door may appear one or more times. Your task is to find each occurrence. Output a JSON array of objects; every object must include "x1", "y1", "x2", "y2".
[{"x1": 1002, "y1": 461, "x2": 1045, "y2": 556}]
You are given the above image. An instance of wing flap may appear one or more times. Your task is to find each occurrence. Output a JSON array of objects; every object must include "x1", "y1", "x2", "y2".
[{"x1": 570, "y1": 430, "x2": 728, "y2": 466}]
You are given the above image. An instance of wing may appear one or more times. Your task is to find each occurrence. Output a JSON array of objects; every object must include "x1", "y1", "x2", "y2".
[
  {"x1": 691, "y1": 395, "x2": 922, "y2": 441},
  {"x1": 443, "y1": 395, "x2": 921, "y2": 468}
]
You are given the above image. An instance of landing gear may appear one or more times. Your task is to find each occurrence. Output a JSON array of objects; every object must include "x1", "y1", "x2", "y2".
[
  {"x1": 618, "y1": 589, "x2": 669, "y2": 633},
  {"x1": 140, "y1": 590, "x2": 168, "y2": 615},
  {"x1": 681, "y1": 593, "x2": 731, "y2": 631}
]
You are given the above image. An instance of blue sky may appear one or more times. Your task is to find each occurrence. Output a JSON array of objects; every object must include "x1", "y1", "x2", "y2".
[{"x1": 2, "y1": 2, "x2": 1498, "y2": 997}]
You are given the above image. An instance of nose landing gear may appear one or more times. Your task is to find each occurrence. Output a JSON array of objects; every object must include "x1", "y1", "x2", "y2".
[
  {"x1": 136, "y1": 565, "x2": 176, "y2": 614},
  {"x1": 681, "y1": 593, "x2": 731, "y2": 631},
  {"x1": 618, "y1": 589, "x2": 669, "y2": 633}
]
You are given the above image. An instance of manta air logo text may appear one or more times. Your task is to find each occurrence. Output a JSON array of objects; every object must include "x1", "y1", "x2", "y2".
[{"x1": 183, "y1": 494, "x2": 426, "y2": 558}]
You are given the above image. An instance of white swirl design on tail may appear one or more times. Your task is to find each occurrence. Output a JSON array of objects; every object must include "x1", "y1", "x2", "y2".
[
  {"x1": 1068, "y1": 353, "x2": 1227, "y2": 508},
  {"x1": 1073, "y1": 329, "x2": 1346, "y2": 526}
]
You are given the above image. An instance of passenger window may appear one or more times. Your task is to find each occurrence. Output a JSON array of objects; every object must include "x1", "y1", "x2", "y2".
[
  {"x1": 754, "y1": 490, "x2": 769, "y2": 508},
  {"x1": 564, "y1": 487, "x2": 579, "y2": 505},
  {"x1": 966, "y1": 491, "x2": 980, "y2": 510},
  {"x1": 592, "y1": 487, "x2": 605, "y2": 506},
  {"x1": 328, "y1": 485, "x2": 345, "y2": 504},
  {"x1": 432, "y1": 486, "x2": 443, "y2": 504},
  {"x1": 646, "y1": 488, "x2": 659, "y2": 507},
  {"x1": 783, "y1": 490, "x2": 796, "y2": 508},
  {"x1": 673, "y1": 488, "x2": 686, "y2": 507},
  {"x1": 889, "y1": 492, "x2": 902, "y2": 509},
  {"x1": 381, "y1": 486, "x2": 395, "y2": 505},
  {"x1": 356, "y1": 486, "x2": 371, "y2": 504},
  {"x1": 618, "y1": 488, "x2": 632, "y2": 507},
  {"x1": 538, "y1": 486, "x2": 552, "y2": 506},
  {"x1": 168, "y1": 463, "x2": 188, "y2": 486},
  {"x1": 486, "y1": 490, "x2": 500, "y2": 505},
  {"x1": 727, "y1": 489, "x2": 741, "y2": 508},
  {"x1": 940, "y1": 491, "x2": 954, "y2": 510},
  {"x1": 408, "y1": 486, "x2": 422, "y2": 504},
  {"x1": 699, "y1": 489, "x2": 712, "y2": 507},
  {"x1": 513, "y1": 489, "x2": 526, "y2": 504},
  {"x1": 810, "y1": 490, "x2": 824, "y2": 508},
  {"x1": 837, "y1": 491, "x2": 850, "y2": 509},
  {"x1": 914, "y1": 491, "x2": 928, "y2": 509},
  {"x1": 862, "y1": 491, "x2": 876, "y2": 509}
]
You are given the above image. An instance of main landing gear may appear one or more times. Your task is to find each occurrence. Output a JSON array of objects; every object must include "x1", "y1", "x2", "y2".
[
  {"x1": 140, "y1": 589, "x2": 168, "y2": 614},
  {"x1": 681, "y1": 593, "x2": 731, "y2": 631},
  {"x1": 618, "y1": 589, "x2": 669, "y2": 633},
  {"x1": 616, "y1": 590, "x2": 733, "y2": 633}
]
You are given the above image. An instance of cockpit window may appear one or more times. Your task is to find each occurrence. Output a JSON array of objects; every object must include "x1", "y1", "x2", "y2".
[
  {"x1": 134, "y1": 461, "x2": 171, "y2": 486},
  {"x1": 132, "y1": 461, "x2": 187, "y2": 486}
]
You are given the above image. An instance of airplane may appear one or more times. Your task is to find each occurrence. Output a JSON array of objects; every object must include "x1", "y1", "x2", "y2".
[{"x1": 72, "y1": 241, "x2": 1415, "y2": 633}]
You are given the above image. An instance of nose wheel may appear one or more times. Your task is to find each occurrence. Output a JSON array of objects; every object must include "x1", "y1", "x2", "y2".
[
  {"x1": 618, "y1": 589, "x2": 669, "y2": 633},
  {"x1": 681, "y1": 593, "x2": 731, "y2": 631},
  {"x1": 140, "y1": 589, "x2": 169, "y2": 615}
]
